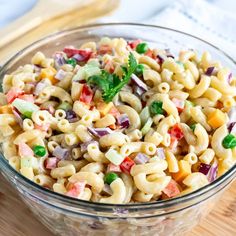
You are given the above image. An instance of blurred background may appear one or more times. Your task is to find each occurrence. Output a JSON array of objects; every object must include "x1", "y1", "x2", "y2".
[{"x1": 0, "y1": 0, "x2": 235, "y2": 62}]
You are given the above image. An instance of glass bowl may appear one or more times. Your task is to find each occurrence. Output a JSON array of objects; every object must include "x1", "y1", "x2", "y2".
[{"x1": 0, "y1": 23, "x2": 236, "y2": 236}]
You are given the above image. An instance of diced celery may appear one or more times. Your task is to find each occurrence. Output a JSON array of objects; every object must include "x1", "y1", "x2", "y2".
[
  {"x1": 57, "y1": 102, "x2": 72, "y2": 111},
  {"x1": 87, "y1": 59, "x2": 100, "y2": 67},
  {"x1": 139, "y1": 107, "x2": 150, "y2": 126},
  {"x1": 21, "y1": 157, "x2": 38, "y2": 170},
  {"x1": 105, "y1": 149, "x2": 124, "y2": 165},
  {"x1": 185, "y1": 100, "x2": 195, "y2": 108},
  {"x1": 12, "y1": 98, "x2": 39, "y2": 118},
  {"x1": 73, "y1": 64, "x2": 101, "y2": 81},
  {"x1": 141, "y1": 117, "x2": 153, "y2": 135}
]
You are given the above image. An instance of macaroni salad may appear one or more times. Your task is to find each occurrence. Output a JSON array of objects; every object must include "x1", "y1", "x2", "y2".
[{"x1": 1, "y1": 37, "x2": 236, "y2": 204}]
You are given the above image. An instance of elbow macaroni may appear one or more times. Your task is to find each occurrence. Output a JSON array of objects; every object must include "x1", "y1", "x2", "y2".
[{"x1": 1, "y1": 37, "x2": 235, "y2": 204}]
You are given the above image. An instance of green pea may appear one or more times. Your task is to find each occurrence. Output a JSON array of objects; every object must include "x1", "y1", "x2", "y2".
[
  {"x1": 135, "y1": 64, "x2": 144, "y2": 76},
  {"x1": 33, "y1": 145, "x2": 46, "y2": 157},
  {"x1": 149, "y1": 101, "x2": 164, "y2": 115},
  {"x1": 222, "y1": 134, "x2": 236, "y2": 149},
  {"x1": 136, "y1": 43, "x2": 148, "y2": 54},
  {"x1": 66, "y1": 58, "x2": 77, "y2": 67},
  {"x1": 104, "y1": 172, "x2": 118, "y2": 185}
]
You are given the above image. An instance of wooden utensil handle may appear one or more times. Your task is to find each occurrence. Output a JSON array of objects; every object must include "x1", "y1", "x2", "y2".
[{"x1": 0, "y1": 0, "x2": 93, "y2": 49}]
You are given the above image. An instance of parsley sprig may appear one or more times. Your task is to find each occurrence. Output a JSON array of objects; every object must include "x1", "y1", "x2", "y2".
[{"x1": 88, "y1": 53, "x2": 137, "y2": 102}]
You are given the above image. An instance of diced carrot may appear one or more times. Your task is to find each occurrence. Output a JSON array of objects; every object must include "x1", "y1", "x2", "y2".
[
  {"x1": 97, "y1": 102, "x2": 114, "y2": 116},
  {"x1": 0, "y1": 105, "x2": 13, "y2": 114},
  {"x1": 216, "y1": 101, "x2": 223, "y2": 109},
  {"x1": 108, "y1": 124, "x2": 116, "y2": 130},
  {"x1": 207, "y1": 109, "x2": 226, "y2": 129},
  {"x1": 172, "y1": 160, "x2": 191, "y2": 183},
  {"x1": 145, "y1": 49, "x2": 154, "y2": 58},
  {"x1": 40, "y1": 67, "x2": 58, "y2": 84},
  {"x1": 162, "y1": 179, "x2": 180, "y2": 198}
]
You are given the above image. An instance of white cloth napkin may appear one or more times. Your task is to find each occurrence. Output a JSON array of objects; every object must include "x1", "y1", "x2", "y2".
[{"x1": 148, "y1": 0, "x2": 236, "y2": 60}]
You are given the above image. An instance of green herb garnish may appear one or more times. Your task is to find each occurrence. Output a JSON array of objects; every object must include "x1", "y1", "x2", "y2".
[
  {"x1": 150, "y1": 101, "x2": 164, "y2": 115},
  {"x1": 189, "y1": 124, "x2": 196, "y2": 131},
  {"x1": 88, "y1": 53, "x2": 137, "y2": 103}
]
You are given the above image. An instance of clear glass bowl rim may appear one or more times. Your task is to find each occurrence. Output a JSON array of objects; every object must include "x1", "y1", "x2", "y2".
[{"x1": 0, "y1": 23, "x2": 235, "y2": 211}]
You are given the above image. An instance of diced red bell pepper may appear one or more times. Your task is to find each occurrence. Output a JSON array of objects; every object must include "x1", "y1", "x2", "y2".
[
  {"x1": 79, "y1": 84, "x2": 94, "y2": 104},
  {"x1": 63, "y1": 47, "x2": 92, "y2": 61},
  {"x1": 98, "y1": 45, "x2": 113, "y2": 55},
  {"x1": 128, "y1": 39, "x2": 142, "y2": 49},
  {"x1": 162, "y1": 179, "x2": 180, "y2": 198},
  {"x1": 66, "y1": 181, "x2": 86, "y2": 198},
  {"x1": 45, "y1": 157, "x2": 59, "y2": 170},
  {"x1": 107, "y1": 163, "x2": 121, "y2": 173},
  {"x1": 145, "y1": 49, "x2": 154, "y2": 58},
  {"x1": 6, "y1": 87, "x2": 24, "y2": 103},
  {"x1": 168, "y1": 124, "x2": 184, "y2": 140},
  {"x1": 18, "y1": 94, "x2": 35, "y2": 103},
  {"x1": 172, "y1": 98, "x2": 185, "y2": 112},
  {"x1": 18, "y1": 142, "x2": 34, "y2": 158},
  {"x1": 120, "y1": 157, "x2": 135, "y2": 174}
]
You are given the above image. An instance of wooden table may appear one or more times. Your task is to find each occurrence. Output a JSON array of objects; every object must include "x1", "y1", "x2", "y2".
[{"x1": 0, "y1": 175, "x2": 235, "y2": 236}]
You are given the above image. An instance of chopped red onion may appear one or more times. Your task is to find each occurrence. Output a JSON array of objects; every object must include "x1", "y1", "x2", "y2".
[
  {"x1": 12, "y1": 109, "x2": 23, "y2": 127},
  {"x1": 34, "y1": 82, "x2": 48, "y2": 95},
  {"x1": 131, "y1": 74, "x2": 148, "y2": 92},
  {"x1": 55, "y1": 69, "x2": 67, "y2": 80},
  {"x1": 199, "y1": 163, "x2": 211, "y2": 175},
  {"x1": 66, "y1": 110, "x2": 78, "y2": 123},
  {"x1": 157, "y1": 55, "x2": 165, "y2": 64},
  {"x1": 73, "y1": 53, "x2": 87, "y2": 62},
  {"x1": 134, "y1": 153, "x2": 149, "y2": 164},
  {"x1": 52, "y1": 146, "x2": 69, "y2": 159},
  {"x1": 33, "y1": 65, "x2": 42, "y2": 74},
  {"x1": 87, "y1": 127, "x2": 113, "y2": 138},
  {"x1": 228, "y1": 122, "x2": 236, "y2": 135},
  {"x1": 103, "y1": 184, "x2": 113, "y2": 195},
  {"x1": 156, "y1": 148, "x2": 165, "y2": 159},
  {"x1": 53, "y1": 52, "x2": 66, "y2": 69},
  {"x1": 207, "y1": 161, "x2": 218, "y2": 182},
  {"x1": 117, "y1": 114, "x2": 130, "y2": 128},
  {"x1": 165, "y1": 49, "x2": 175, "y2": 58},
  {"x1": 80, "y1": 141, "x2": 98, "y2": 153},
  {"x1": 228, "y1": 107, "x2": 236, "y2": 123},
  {"x1": 133, "y1": 85, "x2": 145, "y2": 96},
  {"x1": 205, "y1": 67, "x2": 215, "y2": 76},
  {"x1": 227, "y1": 72, "x2": 233, "y2": 84}
]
